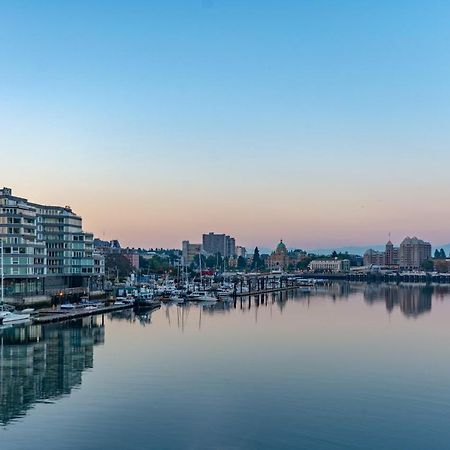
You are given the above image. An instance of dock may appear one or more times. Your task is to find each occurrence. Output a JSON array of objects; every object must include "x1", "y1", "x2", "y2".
[
  {"x1": 234, "y1": 286, "x2": 300, "y2": 297},
  {"x1": 34, "y1": 303, "x2": 159, "y2": 324}
]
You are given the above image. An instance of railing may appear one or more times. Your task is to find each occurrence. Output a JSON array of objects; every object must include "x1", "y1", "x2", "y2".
[{"x1": 45, "y1": 287, "x2": 88, "y2": 296}]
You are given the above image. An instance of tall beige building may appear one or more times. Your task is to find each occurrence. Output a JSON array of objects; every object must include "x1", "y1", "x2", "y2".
[
  {"x1": 398, "y1": 237, "x2": 432, "y2": 269},
  {"x1": 364, "y1": 237, "x2": 430, "y2": 269},
  {"x1": 181, "y1": 241, "x2": 202, "y2": 266}
]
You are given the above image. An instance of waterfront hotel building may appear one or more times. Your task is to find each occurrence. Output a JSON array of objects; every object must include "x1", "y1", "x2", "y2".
[
  {"x1": 0, "y1": 187, "x2": 104, "y2": 300},
  {"x1": 364, "y1": 237, "x2": 432, "y2": 269}
]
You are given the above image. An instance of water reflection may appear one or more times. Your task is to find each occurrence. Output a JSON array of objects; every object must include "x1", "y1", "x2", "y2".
[
  {"x1": 0, "y1": 318, "x2": 104, "y2": 425},
  {"x1": 363, "y1": 284, "x2": 434, "y2": 317},
  {"x1": 108, "y1": 306, "x2": 160, "y2": 327},
  {"x1": 196, "y1": 282, "x2": 445, "y2": 319},
  {"x1": 1, "y1": 283, "x2": 449, "y2": 430}
]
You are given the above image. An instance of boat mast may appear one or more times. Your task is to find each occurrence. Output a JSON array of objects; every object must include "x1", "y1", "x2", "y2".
[{"x1": 199, "y1": 251, "x2": 203, "y2": 288}]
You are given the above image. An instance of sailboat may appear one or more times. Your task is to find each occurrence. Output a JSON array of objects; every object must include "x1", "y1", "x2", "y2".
[
  {"x1": 0, "y1": 240, "x2": 31, "y2": 325},
  {"x1": 195, "y1": 253, "x2": 216, "y2": 302}
]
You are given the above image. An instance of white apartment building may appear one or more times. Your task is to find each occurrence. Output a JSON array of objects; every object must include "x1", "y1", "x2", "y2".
[{"x1": 0, "y1": 187, "x2": 104, "y2": 299}]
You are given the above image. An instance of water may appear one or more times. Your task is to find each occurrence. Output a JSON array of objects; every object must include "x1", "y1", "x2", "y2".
[{"x1": 1, "y1": 282, "x2": 450, "y2": 449}]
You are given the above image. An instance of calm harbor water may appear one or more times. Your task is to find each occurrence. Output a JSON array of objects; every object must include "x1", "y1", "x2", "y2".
[{"x1": 2, "y1": 282, "x2": 450, "y2": 449}]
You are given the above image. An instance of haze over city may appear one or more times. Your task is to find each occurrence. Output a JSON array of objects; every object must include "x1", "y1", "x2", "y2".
[{"x1": 2, "y1": 0, "x2": 449, "y2": 249}]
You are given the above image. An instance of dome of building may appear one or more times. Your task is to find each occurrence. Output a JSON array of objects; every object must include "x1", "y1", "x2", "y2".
[{"x1": 275, "y1": 240, "x2": 287, "y2": 254}]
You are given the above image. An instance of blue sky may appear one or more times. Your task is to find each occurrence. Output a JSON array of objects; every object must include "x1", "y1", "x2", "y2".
[{"x1": 1, "y1": 0, "x2": 449, "y2": 248}]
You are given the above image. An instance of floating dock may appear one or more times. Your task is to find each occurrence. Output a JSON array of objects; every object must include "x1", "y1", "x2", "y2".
[
  {"x1": 34, "y1": 303, "x2": 159, "y2": 324},
  {"x1": 234, "y1": 286, "x2": 299, "y2": 297}
]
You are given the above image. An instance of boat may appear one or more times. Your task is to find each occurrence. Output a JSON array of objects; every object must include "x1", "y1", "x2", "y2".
[
  {"x1": 60, "y1": 303, "x2": 77, "y2": 310},
  {"x1": 83, "y1": 305, "x2": 99, "y2": 311},
  {"x1": 134, "y1": 294, "x2": 160, "y2": 307},
  {"x1": 195, "y1": 292, "x2": 217, "y2": 302},
  {"x1": 113, "y1": 296, "x2": 134, "y2": 305},
  {"x1": 163, "y1": 294, "x2": 183, "y2": 303},
  {"x1": 216, "y1": 288, "x2": 234, "y2": 298},
  {"x1": 0, "y1": 310, "x2": 31, "y2": 325}
]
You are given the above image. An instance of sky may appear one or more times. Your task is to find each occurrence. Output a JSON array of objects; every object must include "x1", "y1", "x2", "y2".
[{"x1": 1, "y1": 0, "x2": 450, "y2": 250}]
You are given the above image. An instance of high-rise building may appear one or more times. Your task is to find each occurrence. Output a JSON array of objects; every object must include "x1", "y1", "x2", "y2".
[
  {"x1": 202, "y1": 232, "x2": 236, "y2": 258},
  {"x1": 0, "y1": 187, "x2": 104, "y2": 300},
  {"x1": 364, "y1": 237, "x2": 430, "y2": 269},
  {"x1": 182, "y1": 241, "x2": 202, "y2": 266},
  {"x1": 363, "y1": 249, "x2": 386, "y2": 266},
  {"x1": 398, "y1": 237, "x2": 432, "y2": 269}
]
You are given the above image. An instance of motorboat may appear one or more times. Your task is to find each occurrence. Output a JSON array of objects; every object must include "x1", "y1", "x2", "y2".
[
  {"x1": 187, "y1": 292, "x2": 201, "y2": 300},
  {"x1": 83, "y1": 305, "x2": 99, "y2": 312},
  {"x1": 162, "y1": 294, "x2": 183, "y2": 303},
  {"x1": 195, "y1": 292, "x2": 217, "y2": 302},
  {"x1": 0, "y1": 310, "x2": 31, "y2": 324},
  {"x1": 60, "y1": 303, "x2": 77, "y2": 310},
  {"x1": 134, "y1": 294, "x2": 160, "y2": 307},
  {"x1": 216, "y1": 287, "x2": 234, "y2": 298}
]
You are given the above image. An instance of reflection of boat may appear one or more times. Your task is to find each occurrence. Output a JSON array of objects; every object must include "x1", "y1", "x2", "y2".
[{"x1": 134, "y1": 297, "x2": 161, "y2": 307}]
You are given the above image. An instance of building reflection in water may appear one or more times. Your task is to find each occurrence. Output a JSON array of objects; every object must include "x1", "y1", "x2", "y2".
[
  {"x1": 0, "y1": 317, "x2": 104, "y2": 425},
  {"x1": 364, "y1": 284, "x2": 434, "y2": 317},
  {"x1": 195, "y1": 282, "x2": 440, "y2": 320}
]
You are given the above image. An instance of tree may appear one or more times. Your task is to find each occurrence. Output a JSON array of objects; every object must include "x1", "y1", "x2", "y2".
[
  {"x1": 420, "y1": 260, "x2": 434, "y2": 271},
  {"x1": 434, "y1": 249, "x2": 441, "y2": 259},
  {"x1": 252, "y1": 247, "x2": 261, "y2": 270},
  {"x1": 139, "y1": 255, "x2": 171, "y2": 274},
  {"x1": 440, "y1": 248, "x2": 447, "y2": 259},
  {"x1": 331, "y1": 250, "x2": 338, "y2": 258},
  {"x1": 435, "y1": 259, "x2": 449, "y2": 273},
  {"x1": 105, "y1": 253, "x2": 133, "y2": 280},
  {"x1": 205, "y1": 255, "x2": 216, "y2": 269},
  {"x1": 297, "y1": 256, "x2": 313, "y2": 271},
  {"x1": 237, "y1": 256, "x2": 247, "y2": 270},
  {"x1": 192, "y1": 254, "x2": 206, "y2": 269}
]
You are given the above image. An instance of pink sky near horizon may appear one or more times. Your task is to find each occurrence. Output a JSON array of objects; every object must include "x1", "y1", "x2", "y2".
[{"x1": 3, "y1": 180, "x2": 448, "y2": 251}]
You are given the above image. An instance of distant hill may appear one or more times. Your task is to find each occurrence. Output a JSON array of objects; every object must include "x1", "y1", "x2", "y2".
[
  {"x1": 306, "y1": 244, "x2": 450, "y2": 257},
  {"x1": 247, "y1": 245, "x2": 384, "y2": 256},
  {"x1": 305, "y1": 245, "x2": 385, "y2": 256},
  {"x1": 245, "y1": 243, "x2": 450, "y2": 258}
]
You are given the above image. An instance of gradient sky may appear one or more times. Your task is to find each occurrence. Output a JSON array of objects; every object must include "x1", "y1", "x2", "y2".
[{"x1": 1, "y1": 0, "x2": 450, "y2": 250}]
